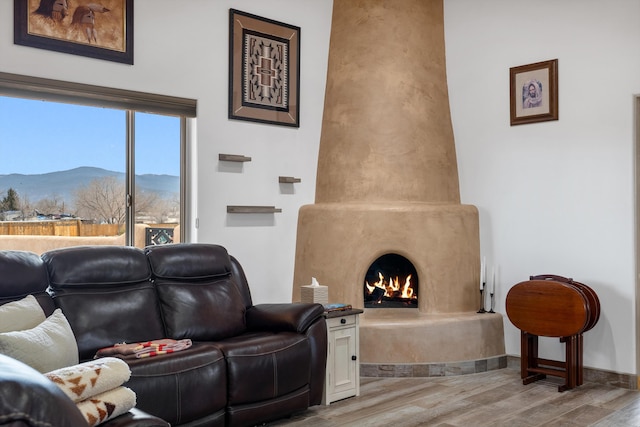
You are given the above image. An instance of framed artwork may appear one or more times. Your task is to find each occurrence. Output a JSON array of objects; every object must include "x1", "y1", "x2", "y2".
[
  {"x1": 510, "y1": 59, "x2": 558, "y2": 126},
  {"x1": 145, "y1": 227, "x2": 174, "y2": 246},
  {"x1": 14, "y1": 0, "x2": 133, "y2": 64},
  {"x1": 229, "y1": 9, "x2": 300, "y2": 127}
]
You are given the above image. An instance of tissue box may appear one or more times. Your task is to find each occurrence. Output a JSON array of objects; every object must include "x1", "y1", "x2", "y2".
[{"x1": 301, "y1": 285, "x2": 328, "y2": 304}]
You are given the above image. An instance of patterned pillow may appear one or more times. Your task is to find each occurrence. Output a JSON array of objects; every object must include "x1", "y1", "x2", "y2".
[
  {"x1": 0, "y1": 294, "x2": 46, "y2": 333},
  {"x1": 0, "y1": 308, "x2": 79, "y2": 372}
]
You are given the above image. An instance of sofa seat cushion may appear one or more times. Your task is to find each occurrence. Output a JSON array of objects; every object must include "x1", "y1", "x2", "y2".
[
  {"x1": 227, "y1": 387, "x2": 310, "y2": 427},
  {"x1": 123, "y1": 342, "x2": 227, "y2": 426},
  {"x1": 218, "y1": 332, "x2": 312, "y2": 405}
]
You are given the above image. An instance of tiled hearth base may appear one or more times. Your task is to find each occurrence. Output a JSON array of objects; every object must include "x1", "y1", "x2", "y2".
[
  {"x1": 361, "y1": 355, "x2": 638, "y2": 390},
  {"x1": 361, "y1": 355, "x2": 507, "y2": 378}
]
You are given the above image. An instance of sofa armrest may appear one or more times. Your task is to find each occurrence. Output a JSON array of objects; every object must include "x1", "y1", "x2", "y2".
[
  {"x1": 246, "y1": 303, "x2": 325, "y2": 333},
  {"x1": 101, "y1": 408, "x2": 170, "y2": 427}
]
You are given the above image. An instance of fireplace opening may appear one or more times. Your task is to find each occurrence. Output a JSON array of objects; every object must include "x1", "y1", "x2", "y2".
[{"x1": 363, "y1": 253, "x2": 418, "y2": 308}]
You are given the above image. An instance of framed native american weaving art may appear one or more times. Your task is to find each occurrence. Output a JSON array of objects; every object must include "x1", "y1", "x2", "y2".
[
  {"x1": 229, "y1": 9, "x2": 300, "y2": 127},
  {"x1": 14, "y1": 0, "x2": 133, "y2": 64},
  {"x1": 510, "y1": 59, "x2": 558, "y2": 126}
]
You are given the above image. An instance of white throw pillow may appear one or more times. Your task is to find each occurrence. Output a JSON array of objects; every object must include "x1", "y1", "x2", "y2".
[
  {"x1": 0, "y1": 308, "x2": 79, "y2": 373},
  {"x1": 0, "y1": 294, "x2": 46, "y2": 333}
]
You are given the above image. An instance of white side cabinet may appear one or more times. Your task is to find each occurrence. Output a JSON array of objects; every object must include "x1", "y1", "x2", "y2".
[{"x1": 323, "y1": 309, "x2": 362, "y2": 405}]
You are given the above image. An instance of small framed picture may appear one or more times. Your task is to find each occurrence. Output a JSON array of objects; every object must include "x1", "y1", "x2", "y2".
[
  {"x1": 228, "y1": 9, "x2": 300, "y2": 128},
  {"x1": 510, "y1": 59, "x2": 558, "y2": 126}
]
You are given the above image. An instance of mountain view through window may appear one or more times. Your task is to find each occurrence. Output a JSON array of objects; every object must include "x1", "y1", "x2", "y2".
[{"x1": 0, "y1": 96, "x2": 181, "y2": 248}]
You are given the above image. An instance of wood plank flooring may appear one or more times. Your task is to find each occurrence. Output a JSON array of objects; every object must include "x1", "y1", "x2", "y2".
[{"x1": 269, "y1": 369, "x2": 640, "y2": 426}]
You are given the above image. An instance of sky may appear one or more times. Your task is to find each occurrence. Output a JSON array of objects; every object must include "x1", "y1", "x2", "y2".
[{"x1": 0, "y1": 95, "x2": 180, "y2": 176}]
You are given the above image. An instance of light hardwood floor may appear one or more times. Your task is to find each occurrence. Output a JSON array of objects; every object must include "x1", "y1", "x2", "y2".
[{"x1": 270, "y1": 369, "x2": 640, "y2": 426}]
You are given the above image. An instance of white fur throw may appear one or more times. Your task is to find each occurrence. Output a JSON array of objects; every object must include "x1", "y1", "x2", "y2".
[
  {"x1": 45, "y1": 357, "x2": 131, "y2": 403},
  {"x1": 76, "y1": 386, "x2": 137, "y2": 427}
]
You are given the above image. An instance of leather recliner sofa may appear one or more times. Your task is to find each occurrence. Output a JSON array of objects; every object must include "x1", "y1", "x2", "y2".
[{"x1": 0, "y1": 243, "x2": 328, "y2": 427}]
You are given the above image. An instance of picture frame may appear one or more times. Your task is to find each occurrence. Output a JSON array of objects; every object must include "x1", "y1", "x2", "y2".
[
  {"x1": 145, "y1": 227, "x2": 174, "y2": 246},
  {"x1": 14, "y1": 0, "x2": 133, "y2": 65},
  {"x1": 229, "y1": 9, "x2": 300, "y2": 128},
  {"x1": 510, "y1": 59, "x2": 558, "y2": 126}
]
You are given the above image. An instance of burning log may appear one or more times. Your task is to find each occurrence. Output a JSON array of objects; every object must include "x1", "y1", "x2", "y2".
[{"x1": 365, "y1": 286, "x2": 386, "y2": 304}]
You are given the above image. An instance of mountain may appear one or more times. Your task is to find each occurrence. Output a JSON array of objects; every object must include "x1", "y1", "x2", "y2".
[{"x1": 0, "y1": 167, "x2": 179, "y2": 206}]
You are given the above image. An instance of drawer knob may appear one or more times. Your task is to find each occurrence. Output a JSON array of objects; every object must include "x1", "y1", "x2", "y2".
[
  {"x1": 352, "y1": 355, "x2": 357, "y2": 361},
  {"x1": 340, "y1": 318, "x2": 346, "y2": 324}
]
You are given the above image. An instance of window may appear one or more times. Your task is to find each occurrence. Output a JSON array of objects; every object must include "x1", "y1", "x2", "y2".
[{"x1": 0, "y1": 72, "x2": 196, "y2": 250}]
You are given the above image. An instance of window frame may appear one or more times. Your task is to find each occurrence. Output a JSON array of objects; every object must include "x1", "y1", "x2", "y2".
[{"x1": 0, "y1": 72, "x2": 196, "y2": 245}]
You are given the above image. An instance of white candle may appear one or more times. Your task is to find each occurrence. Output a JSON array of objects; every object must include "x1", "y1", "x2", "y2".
[
  {"x1": 491, "y1": 267, "x2": 496, "y2": 294},
  {"x1": 480, "y1": 257, "x2": 486, "y2": 289},
  {"x1": 493, "y1": 265, "x2": 498, "y2": 294}
]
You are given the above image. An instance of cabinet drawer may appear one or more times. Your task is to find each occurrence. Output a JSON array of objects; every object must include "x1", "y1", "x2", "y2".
[{"x1": 327, "y1": 315, "x2": 356, "y2": 329}]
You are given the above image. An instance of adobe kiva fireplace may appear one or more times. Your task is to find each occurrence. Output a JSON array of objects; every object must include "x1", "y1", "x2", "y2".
[{"x1": 292, "y1": 0, "x2": 505, "y2": 375}]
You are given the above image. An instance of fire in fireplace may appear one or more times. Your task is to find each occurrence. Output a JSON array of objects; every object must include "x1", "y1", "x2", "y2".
[{"x1": 363, "y1": 253, "x2": 418, "y2": 308}]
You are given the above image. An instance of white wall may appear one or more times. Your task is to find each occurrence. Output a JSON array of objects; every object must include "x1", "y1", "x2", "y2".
[
  {"x1": 444, "y1": 0, "x2": 640, "y2": 375},
  {"x1": 0, "y1": 1, "x2": 334, "y2": 304}
]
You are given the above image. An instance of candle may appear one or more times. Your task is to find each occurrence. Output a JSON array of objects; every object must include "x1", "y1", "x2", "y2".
[
  {"x1": 491, "y1": 267, "x2": 496, "y2": 294},
  {"x1": 480, "y1": 257, "x2": 486, "y2": 290},
  {"x1": 493, "y1": 265, "x2": 498, "y2": 294}
]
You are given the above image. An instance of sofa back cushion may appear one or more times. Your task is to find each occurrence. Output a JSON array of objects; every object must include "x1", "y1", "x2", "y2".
[
  {"x1": 42, "y1": 246, "x2": 166, "y2": 360},
  {"x1": 146, "y1": 244, "x2": 247, "y2": 341},
  {"x1": 0, "y1": 250, "x2": 56, "y2": 315}
]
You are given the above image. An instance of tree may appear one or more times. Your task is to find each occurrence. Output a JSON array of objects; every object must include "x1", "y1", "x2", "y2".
[
  {"x1": 0, "y1": 188, "x2": 20, "y2": 211},
  {"x1": 74, "y1": 176, "x2": 160, "y2": 224}
]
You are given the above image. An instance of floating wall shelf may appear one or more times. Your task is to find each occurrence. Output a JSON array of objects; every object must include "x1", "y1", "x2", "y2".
[
  {"x1": 279, "y1": 176, "x2": 301, "y2": 183},
  {"x1": 227, "y1": 205, "x2": 282, "y2": 214},
  {"x1": 219, "y1": 154, "x2": 252, "y2": 162}
]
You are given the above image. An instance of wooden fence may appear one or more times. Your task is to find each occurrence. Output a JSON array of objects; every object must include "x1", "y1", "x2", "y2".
[{"x1": 0, "y1": 220, "x2": 123, "y2": 237}]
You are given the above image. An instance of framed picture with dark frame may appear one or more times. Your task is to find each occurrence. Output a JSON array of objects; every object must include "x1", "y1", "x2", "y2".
[
  {"x1": 510, "y1": 59, "x2": 558, "y2": 126},
  {"x1": 14, "y1": 0, "x2": 134, "y2": 65},
  {"x1": 229, "y1": 9, "x2": 300, "y2": 128}
]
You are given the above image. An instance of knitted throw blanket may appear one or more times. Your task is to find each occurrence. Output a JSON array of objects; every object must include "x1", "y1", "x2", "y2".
[{"x1": 95, "y1": 338, "x2": 192, "y2": 359}]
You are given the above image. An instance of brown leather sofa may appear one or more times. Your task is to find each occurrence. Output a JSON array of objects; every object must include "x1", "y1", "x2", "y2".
[{"x1": 0, "y1": 243, "x2": 328, "y2": 427}]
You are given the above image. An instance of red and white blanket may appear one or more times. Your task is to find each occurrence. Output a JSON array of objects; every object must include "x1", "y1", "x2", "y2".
[{"x1": 95, "y1": 338, "x2": 192, "y2": 359}]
